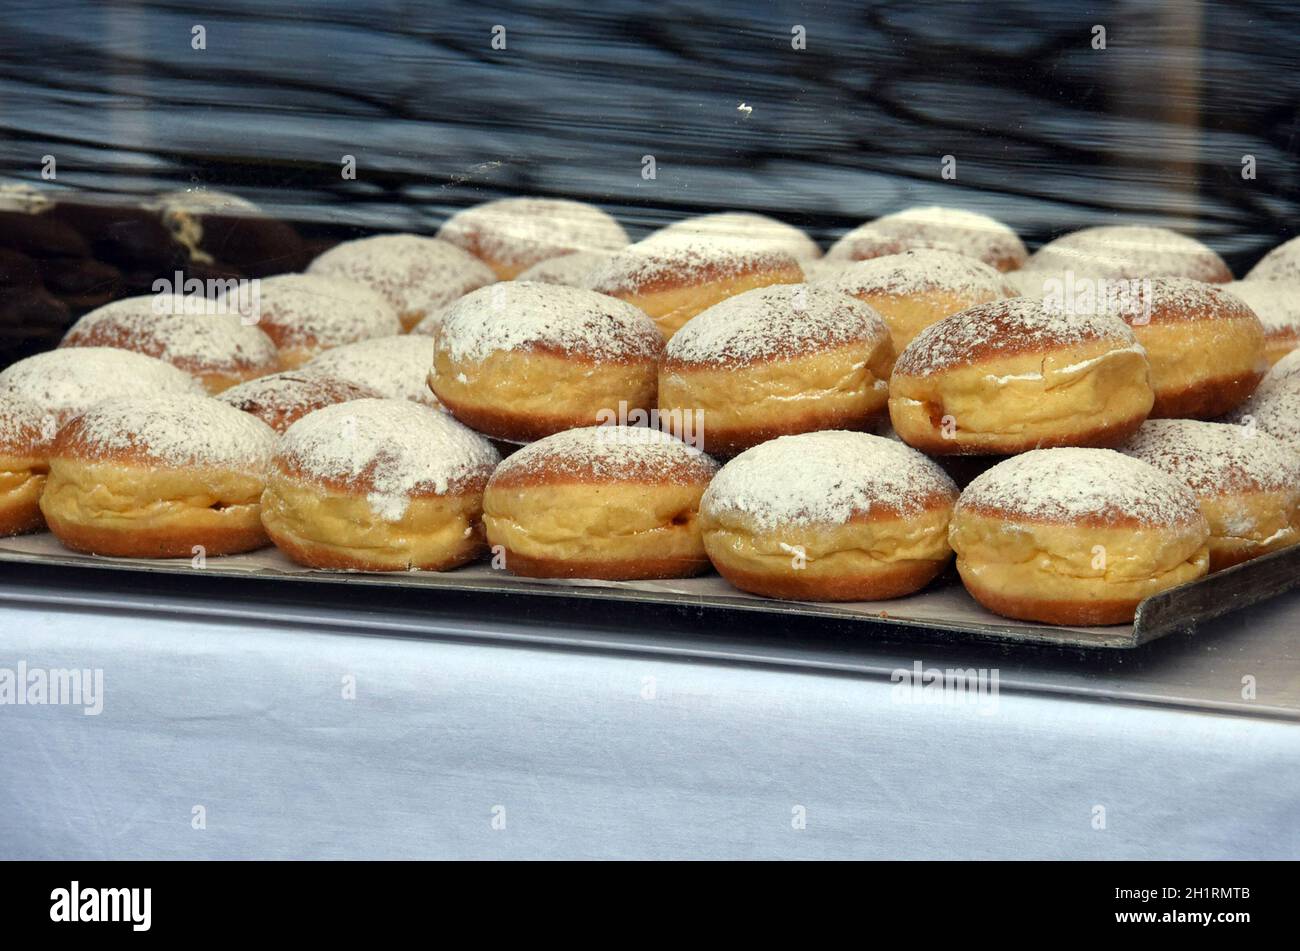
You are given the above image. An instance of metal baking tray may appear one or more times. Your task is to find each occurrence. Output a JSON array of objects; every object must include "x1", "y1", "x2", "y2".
[{"x1": 2, "y1": 532, "x2": 1297, "y2": 650}]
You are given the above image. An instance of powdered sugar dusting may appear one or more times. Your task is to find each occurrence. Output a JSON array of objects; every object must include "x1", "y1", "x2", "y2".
[
  {"x1": 588, "y1": 230, "x2": 800, "y2": 295},
  {"x1": 307, "y1": 234, "x2": 496, "y2": 317},
  {"x1": 0, "y1": 397, "x2": 47, "y2": 454},
  {"x1": 276, "y1": 399, "x2": 499, "y2": 520},
  {"x1": 655, "y1": 212, "x2": 822, "y2": 261},
  {"x1": 438, "y1": 198, "x2": 629, "y2": 270},
  {"x1": 894, "y1": 297, "x2": 1137, "y2": 375},
  {"x1": 60, "y1": 393, "x2": 276, "y2": 472},
  {"x1": 826, "y1": 206, "x2": 1027, "y2": 269},
  {"x1": 1257, "y1": 348, "x2": 1300, "y2": 395},
  {"x1": 491, "y1": 425, "x2": 717, "y2": 484},
  {"x1": 0, "y1": 347, "x2": 204, "y2": 431},
  {"x1": 304, "y1": 336, "x2": 440, "y2": 406},
  {"x1": 1122, "y1": 419, "x2": 1300, "y2": 495},
  {"x1": 1221, "y1": 280, "x2": 1300, "y2": 336},
  {"x1": 63, "y1": 294, "x2": 279, "y2": 374},
  {"x1": 701, "y1": 431, "x2": 957, "y2": 531},
  {"x1": 828, "y1": 249, "x2": 1010, "y2": 300},
  {"x1": 958, "y1": 447, "x2": 1203, "y2": 525},
  {"x1": 226, "y1": 274, "x2": 401, "y2": 349},
  {"x1": 515, "y1": 250, "x2": 613, "y2": 287},
  {"x1": 1246, "y1": 235, "x2": 1300, "y2": 282},
  {"x1": 666, "y1": 284, "x2": 888, "y2": 367},
  {"x1": 1024, "y1": 226, "x2": 1231, "y2": 282},
  {"x1": 436, "y1": 282, "x2": 663, "y2": 363},
  {"x1": 1229, "y1": 385, "x2": 1300, "y2": 450},
  {"x1": 218, "y1": 372, "x2": 382, "y2": 433}
]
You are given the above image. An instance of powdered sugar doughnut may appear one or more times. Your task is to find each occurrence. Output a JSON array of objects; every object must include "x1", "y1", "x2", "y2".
[
  {"x1": 1255, "y1": 347, "x2": 1300, "y2": 396},
  {"x1": 41, "y1": 393, "x2": 277, "y2": 557},
  {"x1": 889, "y1": 297, "x2": 1153, "y2": 454},
  {"x1": 1023, "y1": 225, "x2": 1232, "y2": 283},
  {"x1": 827, "y1": 249, "x2": 1011, "y2": 351},
  {"x1": 653, "y1": 212, "x2": 822, "y2": 261},
  {"x1": 658, "y1": 284, "x2": 894, "y2": 456},
  {"x1": 437, "y1": 198, "x2": 629, "y2": 280},
  {"x1": 307, "y1": 234, "x2": 495, "y2": 331},
  {"x1": 1245, "y1": 235, "x2": 1300, "y2": 282},
  {"x1": 826, "y1": 207, "x2": 1028, "y2": 272},
  {"x1": 589, "y1": 231, "x2": 804, "y2": 338},
  {"x1": 700, "y1": 431, "x2": 958, "y2": 601},
  {"x1": 304, "y1": 335, "x2": 440, "y2": 407},
  {"x1": 0, "y1": 398, "x2": 51, "y2": 536},
  {"x1": 227, "y1": 274, "x2": 401, "y2": 368},
  {"x1": 60, "y1": 294, "x2": 279, "y2": 393},
  {"x1": 262, "y1": 399, "x2": 500, "y2": 571},
  {"x1": 430, "y1": 282, "x2": 663, "y2": 442},
  {"x1": 1221, "y1": 280, "x2": 1300, "y2": 366},
  {"x1": 218, "y1": 371, "x2": 382, "y2": 433},
  {"x1": 1227, "y1": 381, "x2": 1300, "y2": 453},
  {"x1": 950, "y1": 448, "x2": 1210, "y2": 625},
  {"x1": 484, "y1": 425, "x2": 718, "y2": 579},
  {"x1": 514, "y1": 250, "x2": 612, "y2": 287},
  {"x1": 0, "y1": 347, "x2": 204, "y2": 434},
  {"x1": 1122, "y1": 419, "x2": 1300, "y2": 571}
]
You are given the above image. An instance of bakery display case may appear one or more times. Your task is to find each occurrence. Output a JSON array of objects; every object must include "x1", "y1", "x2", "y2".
[{"x1": 1, "y1": 0, "x2": 1298, "y2": 862}]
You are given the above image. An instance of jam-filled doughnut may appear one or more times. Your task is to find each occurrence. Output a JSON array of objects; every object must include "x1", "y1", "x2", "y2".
[
  {"x1": 514, "y1": 250, "x2": 613, "y2": 287},
  {"x1": 218, "y1": 372, "x2": 382, "y2": 433},
  {"x1": 826, "y1": 206, "x2": 1028, "y2": 272},
  {"x1": 307, "y1": 234, "x2": 495, "y2": 331},
  {"x1": 588, "y1": 231, "x2": 804, "y2": 338},
  {"x1": 225, "y1": 273, "x2": 401, "y2": 368},
  {"x1": 304, "y1": 335, "x2": 441, "y2": 407},
  {"x1": 1245, "y1": 235, "x2": 1300, "y2": 282},
  {"x1": 1022, "y1": 225, "x2": 1232, "y2": 283},
  {"x1": 950, "y1": 448, "x2": 1211, "y2": 625},
  {"x1": 658, "y1": 284, "x2": 894, "y2": 457},
  {"x1": 699, "y1": 431, "x2": 959, "y2": 601},
  {"x1": 888, "y1": 297, "x2": 1153, "y2": 455},
  {"x1": 0, "y1": 399, "x2": 51, "y2": 536},
  {"x1": 483, "y1": 425, "x2": 718, "y2": 580},
  {"x1": 1222, "y1": 280, "x2": 1300, "y2": 366},
  {"x1": 60, "y1": 294, "x2": 280, "y2": 393},
  {"x1": 652, "y1": 212, "x2": 822, "y2": 262},
  {"x1": 437, "y1": 197, "x2": 629, "y2": 279},
  {"x1": 0, "y1": 347, "x2": 204, "y2": 433},
  {"x1": 1115, "y1": 279, "x2": 1266, "y2": 418},
  {"x1": 1122, "y1": 419, "x2": 1300, "y2": 571},
  {"x1": 827, "y1": 249, "x2": 1010, "y2": 352},
  {"x1": 430, "y1": 282, "x2": 662, "y2": 442},
  {"x1": 40, "y1": 393, "x2": 277, "y2": 557},
  {"x1": 261, "y1": 399, "x2": 499, "y2": 571}
]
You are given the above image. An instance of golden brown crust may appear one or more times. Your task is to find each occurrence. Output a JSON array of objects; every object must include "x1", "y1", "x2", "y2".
[
  {"x1": 487, "y1": 463, "x2": 714, "y2": 492},
  {"x1": 264, "y1": 522, "x2": 487, "y2": 572},
  {"x1": 959, "y1": 574, "x2": 1141, "y2": 626},
  {"x1": 1149, "y1": 371, "x2": 1264, "y2": 419},
  {"x1": 695, "y1": 404, "x2": 888, "y2": 458},
  {"x1": 0, "y1": 496, "x2": 45, "y2": 536},
  {"x1": 710, "y1": 558, "x2": 946, "y2": 602},
  {"x1": 893, "y1": 408, "x2": 1147, "y2": 457},
  {"x1": 219, "y1": 374, "x2": 385, "y2": 434},
  {"x1": 42, "y1": 511, "x2": 268, "y2": 558},
  {"x1": 493, "y1": 547, "x2": 711, "y2": 581}
]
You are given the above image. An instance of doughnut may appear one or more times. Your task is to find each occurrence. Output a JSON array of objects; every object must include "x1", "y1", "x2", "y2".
[
  {"x1": 888, "y1": 297, "x2": 1153, "y2": 455},
  {"x1": 1245, "y1": 235, "x2": 1300, "y2": 282},
  {"x1": 658, "y1": 284, "x2": 894, "y2": 457},
  {"x1": 436, "y1": 197, "x2": 629, "y2": 279},
  {"x1": 1221, "y1": 280, "x2": 1300, "y2": 366},
  {"x1": 1022, "y1": 225, "x2": 1232, "y2": 283},
  {"x1": 307, "y1": 234, "x2": 495, "y2": 331},
  {"x1": 223, "y1": 273, "x2": 401, "y2": 368},
  {"x1": 0, "y1": 399, "x2": 51, "y2": 536},
  {"x1": 304, "y1": 335, "x2": 441, "y2": 407},
  {"x1": 826, "y1": 206, "x2": 1028, "y2": 272},
  {"x1": 1110, "y1": 279, "x2": 1266, "y2": 418},
  {"x1": 588, "y1": 231, "x2": 804, "y2": 338},
  {"x1": 218, "y1": 371, "x2": 382, "y2": 434},
  {"x1": 700, "y1": 431, "x2": 958, "y2": 601},
  {"x1": 1254, "y1": 347, "x2": 1300, "y2": 395},
  {"x1": 40, "y1": 393, "x2": 276, "y2": 558},
  {"x1": 0, "y1": 347, "x2": 204, "y2": 434},
  {"x1": 514, "y1": 250, "x2": 613, "y2": 287},
  {"x1": 261, "y1": 399, "x2": 499, "y2": 571},
  {"x1": 483, "y1": 425, "x2": 718, "y2": 579},
  {"x1": 1122, "y1": 419, "x2": 1300, "y2": 571},
  {"x1": 826, "y1": 249, "x2": 1011, "y2": 352},
  {"x1": 652, "y1": 212, "x2": 822, "y2": 261},
  {"x1": 430, "y1": 282, "x2": 662, "y2": 442},
  {"x1": 950, "y1": 448, "x2": 1211, "y2": 625},
  {"x1": 60, "y1": 293, "x2": 280, "y2": 393},
  {"x1": 1227, "y1": 379, "x2": 1300, "y2": 453}
]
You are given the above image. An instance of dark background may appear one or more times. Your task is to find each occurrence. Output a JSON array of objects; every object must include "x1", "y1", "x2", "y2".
[{"x1": 0, "y1": 0, "x2": 1297, "y2": 349}]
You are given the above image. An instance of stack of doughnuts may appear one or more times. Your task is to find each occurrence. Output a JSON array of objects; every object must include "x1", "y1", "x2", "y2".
[{"x1": 7, "y1": 194, "x2": 1300, "y2": 632}]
